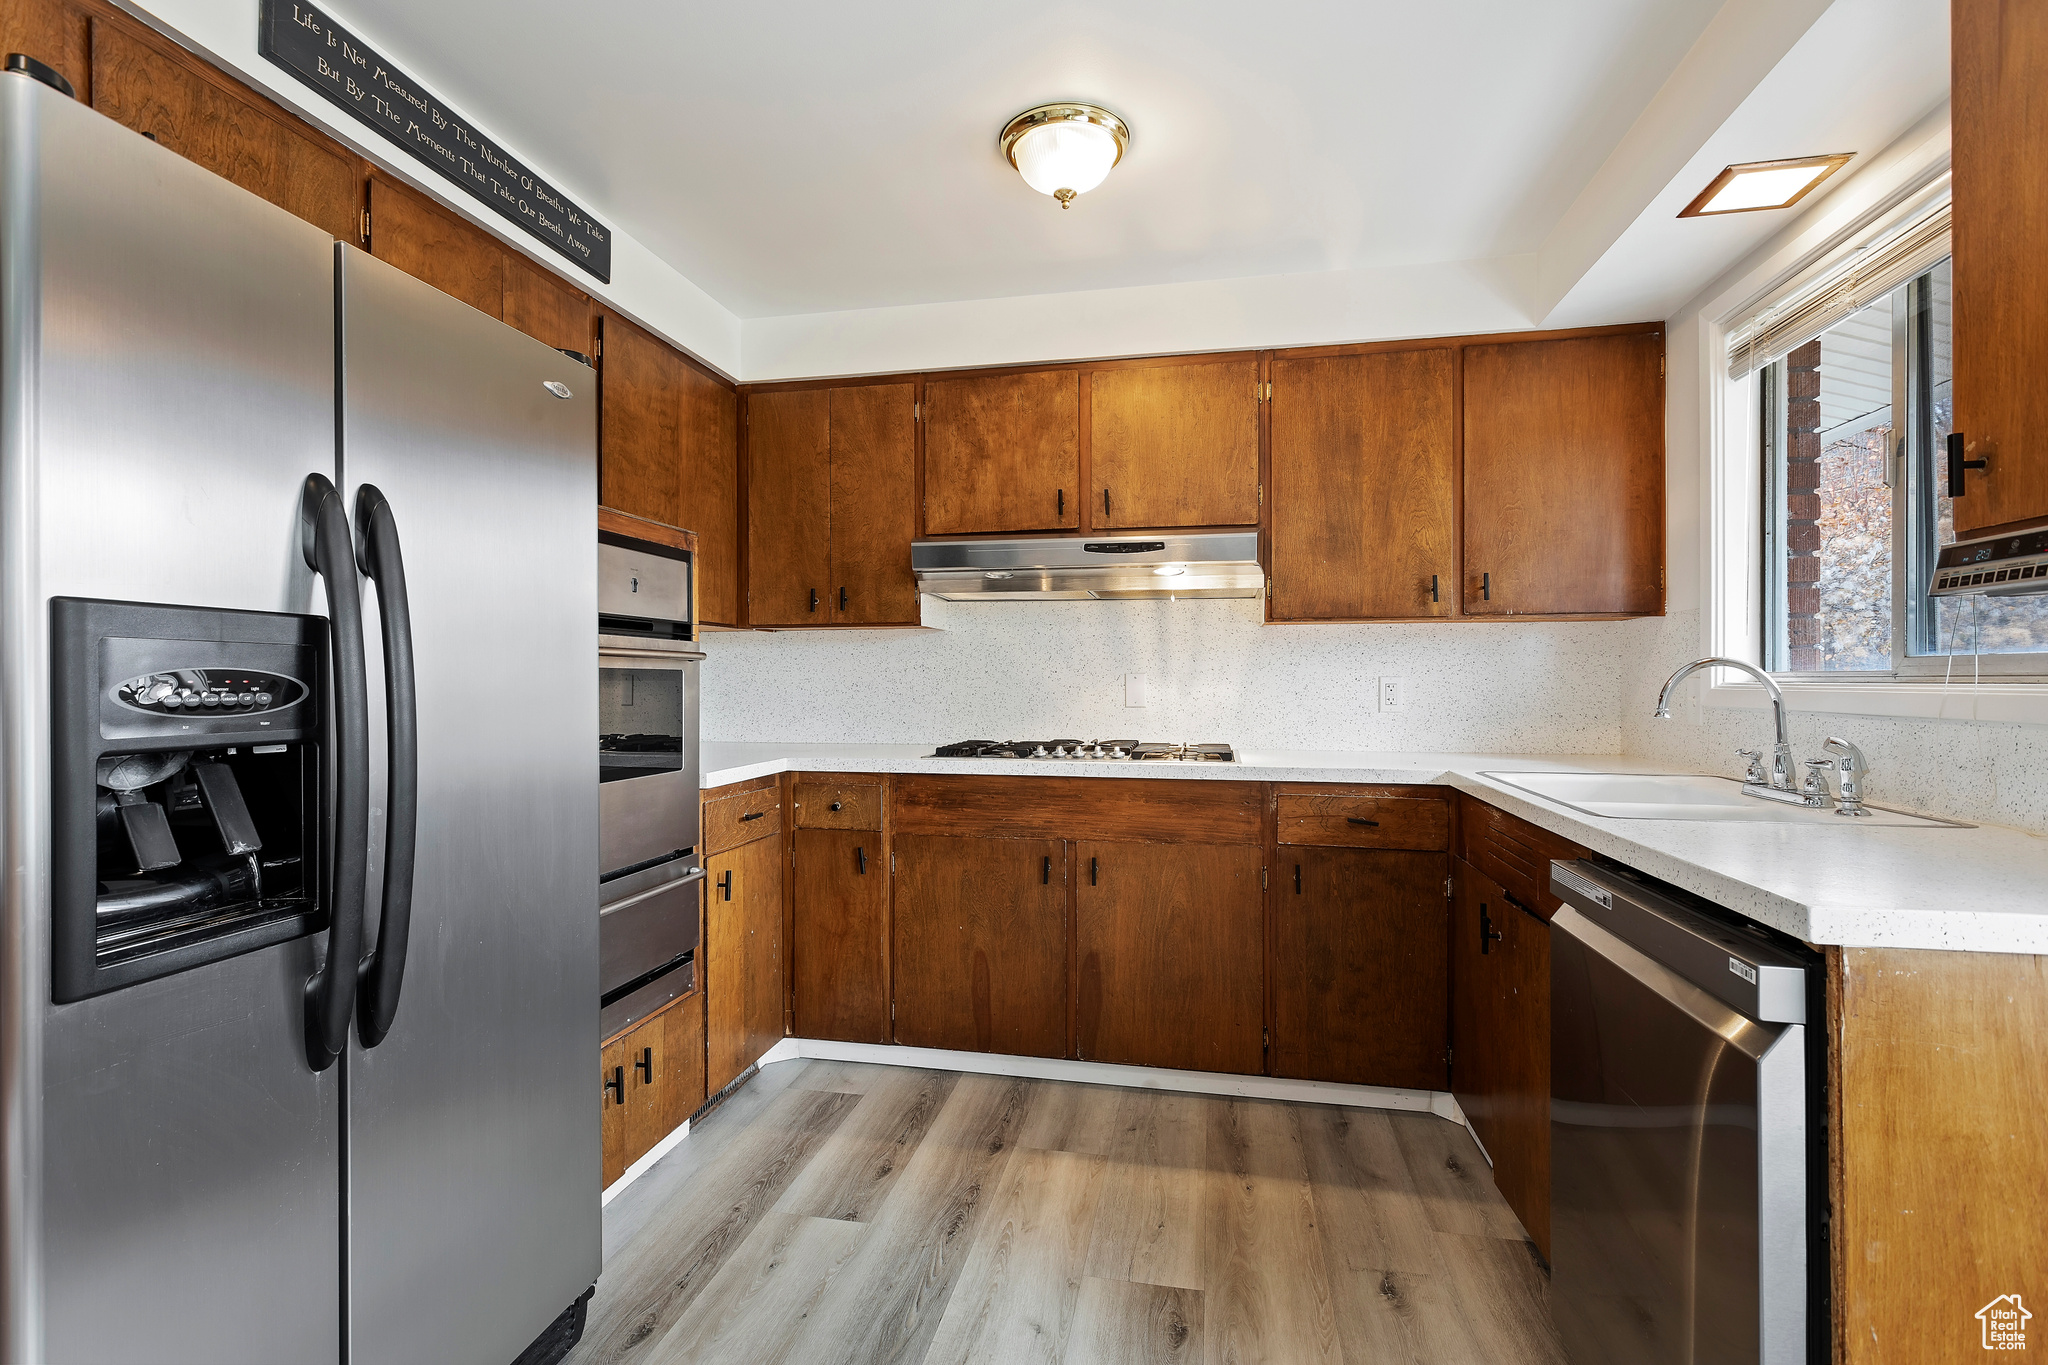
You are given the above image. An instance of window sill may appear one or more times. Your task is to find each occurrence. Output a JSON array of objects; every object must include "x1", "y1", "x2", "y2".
[{"x1": 1706, "y1": 677, "x2": 2048, "y2": 725}]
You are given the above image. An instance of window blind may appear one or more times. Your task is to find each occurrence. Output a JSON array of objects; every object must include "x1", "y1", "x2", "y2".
[{"x1": 1725, "y1": 201, "x2": 1951, "y2": 379}]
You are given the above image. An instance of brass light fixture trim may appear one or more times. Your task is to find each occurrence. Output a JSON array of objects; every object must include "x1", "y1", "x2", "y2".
[
  {"x1": 1000, "y1": 103, "x2": 1131, "y2": 208},
  {"x1": 1678, "y1": 153, "x2": 1855, "y2": 218}
]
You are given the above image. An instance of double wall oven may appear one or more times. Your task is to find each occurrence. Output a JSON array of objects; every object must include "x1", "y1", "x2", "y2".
[{"x1": 598, "y1": 530, "x2": 704, "y2": 1037}]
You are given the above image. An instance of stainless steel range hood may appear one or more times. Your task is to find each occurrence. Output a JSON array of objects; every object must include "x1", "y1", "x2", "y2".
[{"x1": 913, "y1": 532, "x2": 1262, "y2": 601}]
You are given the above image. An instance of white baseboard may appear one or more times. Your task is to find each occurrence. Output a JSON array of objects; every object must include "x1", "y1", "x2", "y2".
[
  {"x1": 601, "y1": 1118, "x2": 689, "y2": 1206},
  {"x1": 770, "y1": 1037, "x2": 1469, "y2": 1125},
  {"x1": 601, "y1": 1039, "x2": 1473, "y2": 1206}
]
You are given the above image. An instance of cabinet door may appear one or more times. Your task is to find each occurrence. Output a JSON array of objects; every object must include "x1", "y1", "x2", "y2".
[
  {"x1": 365, "y1": 175, "x2": 506, "y2": 318},
  {"x1": 620, "y1": 1012, "x2": 671, "y2": 1170},
  {"x1": 792, "y1": 828, "x2": 889, "y2": 1043},
  {"x1": 891, "y1": 834, "x2": 1066, "y2": 1056},
  {"x1": 659, "y1": 991, "x2": 706, "y2": 1129},
  {"x1": 1269, "y1": 348, "x2": 1456, "y2": 620},
  {"x1": 923, "y1": 370, "x2": 1080, "y2": 534},
  {"x1": 3, "y1": 0, "x2": 89, "y2": 106},
  {"x1": 829, "y1": 383, "x2": 919, "y2": 624},
  {"x1": 706, "y1": 835, "x2": 786, "y2": 1094},
  {"x1": 678, "y1": 366, "x2": 742, "y2": 626},
  {"x1": 1449, "y1": 857, "x2": 1550, "y2": 1256},
  {"x1": 1090, "y1": 357, "x2": 1259, "y2": 528},
  {"x1": 1463, "y1": 331, "x2": 1663, "y2": 616},
  {"x1": 502, "y1": 254, "x2": 591, "y2": 355},
  {"x1": 746, "y1": 389, "x2": 833, "y2": 625},
  {"x1": 1450, "y1": 859, "x2": 1504, "y2": 1151},
  {"x1": 1273, "y1": 847, "x2": 1448, "y2": 1090},
  {"x1": 1951, "y1": 3, "x2": 2048, "y2": 534},
  {"x1": 599, "y1": 1034, "x2": 630, "y2": 1187},
  {"x1": 597, "y1": 314, "x2": 682, "y2": 525},
  {"x1": 90, "y1": 19, "x2": 362, "y2": 242},
  {"x1": 1075, "y1": 842, "x2": 1263, "y2": 1075}
]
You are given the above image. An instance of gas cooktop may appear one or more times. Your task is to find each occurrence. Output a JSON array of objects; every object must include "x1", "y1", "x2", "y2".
[{"x1": 930, "y1": 740, "x2": 1235, "y2": 762}]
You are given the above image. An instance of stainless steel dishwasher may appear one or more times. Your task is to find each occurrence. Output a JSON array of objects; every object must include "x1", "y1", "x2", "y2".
[{"x1": 1548, "y1": 859, "x2": 1823, "y2": 1365}]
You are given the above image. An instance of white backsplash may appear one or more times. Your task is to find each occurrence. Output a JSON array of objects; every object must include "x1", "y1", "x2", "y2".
[
  {"x1": 1618, "y1": 611, "x2": 2048, "y2": 835},
  {"x1": 701, "y1": 595, "x2": 1633, "y2": 752}
]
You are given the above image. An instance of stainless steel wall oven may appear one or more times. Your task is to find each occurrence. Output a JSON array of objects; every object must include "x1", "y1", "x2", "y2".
[{"x1": 598, "y1": 531, "x2": 703, "y2": 1036}]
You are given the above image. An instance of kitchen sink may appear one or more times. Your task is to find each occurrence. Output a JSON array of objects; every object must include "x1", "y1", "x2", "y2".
[{"x1": 1478, "y1": 772, "x2": 1969, "y2": 827}]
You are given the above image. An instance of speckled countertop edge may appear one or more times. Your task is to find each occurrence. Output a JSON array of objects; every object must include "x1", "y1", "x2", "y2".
[{"x1": 699, "y1": 743, "x2": 2048, "y2": 954}]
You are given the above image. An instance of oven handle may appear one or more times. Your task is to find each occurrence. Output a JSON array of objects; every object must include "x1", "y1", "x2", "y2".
[
  {"x1": 600, "y1": 866, "x2": 706, "y2": 916},
  {"x1": 598, "y1": 646, "x2": 707, "y2": 664}
]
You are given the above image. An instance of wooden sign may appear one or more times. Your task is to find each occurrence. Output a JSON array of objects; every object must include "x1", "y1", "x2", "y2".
[{"x1": 258, "y1": 1, "x2": 612, "y2": 282}]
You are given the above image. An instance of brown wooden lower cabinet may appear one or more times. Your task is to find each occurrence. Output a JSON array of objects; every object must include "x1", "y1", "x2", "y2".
[
  {"x1": 1451, "y1": 855, "x2": 1552, "y2": 1259},
  {"x1": 599, "y1": 992, "x2": 704, "y2": 1187},
  {"x1": 890, "y1": 834, "x2": 1067, "y2": 1056},
  {"x1": 705, "y1": 832, "x2": 785, "y2": 1093},
  {"x1": 791, "y1": 827, "x2": 888, "y2": 1043},
  {"x1": 1075, "y1": 841, "x2": 1264, "y2": 1075},
  {"x1": 1273, "y1": 846, "x2": 1449, "y2": 1090}
]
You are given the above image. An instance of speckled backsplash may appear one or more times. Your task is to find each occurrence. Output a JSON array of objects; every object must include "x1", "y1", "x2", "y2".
[{"x1": 699, "y1": 595, "x2": 1633, "y2": 753}]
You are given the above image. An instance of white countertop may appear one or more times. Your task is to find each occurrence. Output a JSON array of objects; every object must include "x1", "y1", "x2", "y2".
[{"x1": 700, "y1": 742, "x2": 2048, "y2": 955}]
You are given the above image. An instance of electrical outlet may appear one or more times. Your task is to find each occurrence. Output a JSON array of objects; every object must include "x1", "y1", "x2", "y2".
[
  {"x1": 1379, "y1": 676, "x2": 1406, "y2": 710},
  {"x1": 1125, "y1": 672, "x2": 1149, "y2": 708}
]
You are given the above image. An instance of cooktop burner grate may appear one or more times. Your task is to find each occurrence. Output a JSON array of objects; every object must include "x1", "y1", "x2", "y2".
[{"x1": 930, "y1": 740, "x2": 1234, "y2": 762}]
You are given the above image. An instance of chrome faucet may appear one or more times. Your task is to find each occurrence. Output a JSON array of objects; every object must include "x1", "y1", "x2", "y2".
[
  {"x1": 1820, "y1": 737, "x2": 1872, "y2": 816},
  {"x1": 1654, "y1": 656, "x2": 1826, "y2": 808}
]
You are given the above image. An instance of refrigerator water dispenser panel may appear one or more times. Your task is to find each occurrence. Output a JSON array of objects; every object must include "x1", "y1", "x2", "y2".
[{"x1": 51, "y1": 598, "x2": 328, "y2": 1002}]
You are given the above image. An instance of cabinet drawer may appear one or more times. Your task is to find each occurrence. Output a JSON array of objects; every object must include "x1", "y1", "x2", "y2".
[
  {"x1": 793, "y1": 779, "x2": 881, "y2": 830},
  {"x1": 1277, "y1": 793, "x2": 1449, "y2": 851},
  {"x1": 703, "y1": 782, "x2": 782, "y2": 854},
  {"x1": 1459, "y1": 796, "x2": 1583, "y2": 920}
]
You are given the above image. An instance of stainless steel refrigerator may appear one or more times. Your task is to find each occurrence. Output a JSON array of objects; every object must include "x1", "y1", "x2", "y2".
[{"x1": 0, "y1": 68, "x2": 600, "y2": 1364}]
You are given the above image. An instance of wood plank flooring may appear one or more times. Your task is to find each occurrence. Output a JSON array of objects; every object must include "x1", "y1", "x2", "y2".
[{"x1": 572, "y1": 1061, "x2": 1568, "y2": 1365}]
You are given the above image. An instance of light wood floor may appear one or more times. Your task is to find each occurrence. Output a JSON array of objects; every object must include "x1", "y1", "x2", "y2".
[{"x1": 571, "y1": 1059, "x2": 1569, "y2": 1365}]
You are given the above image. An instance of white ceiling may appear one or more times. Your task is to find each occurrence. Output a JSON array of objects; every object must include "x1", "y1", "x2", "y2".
[{"x1": 335, "y1": 0, "x2": 1743, "y2": 318}]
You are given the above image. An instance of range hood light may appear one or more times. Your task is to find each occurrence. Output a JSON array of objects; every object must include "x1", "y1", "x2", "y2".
[
  {"x1": 984, "y1": 570, "x2": 1014, "y2": 580},
  {"x1": 1152, "y1": 564, "x2": 1185, "y2": 577}
]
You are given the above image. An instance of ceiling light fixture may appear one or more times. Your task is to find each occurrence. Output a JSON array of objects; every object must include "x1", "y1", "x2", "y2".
[
  {"x1": 1678, "y1": 153, "x2": 1854, "y2": 217},
  {"x1": 1000, "y1": 103, "x2": 1129, "y2": 210}
]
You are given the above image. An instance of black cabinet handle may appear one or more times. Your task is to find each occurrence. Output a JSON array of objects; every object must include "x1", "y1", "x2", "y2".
[
  {"x1": 353, "y1": 484, "x2": 416, "y2": 1052},
  {"x1": 1480, "y1": 904, "x2": 1502, "y2": 955},
  {"x1": 1294, "y1": 863, "x2": 1301, "y2": 894},
  {"x1": 1042, "y1": 855, "x2": 1051, "y2": 884},
  {"x1": 1430, "y1": 574, "x2": 1439, "y2": 603},
  {"x1": 635, "y1": 1046, "x2": 654, "y2": 1084},
  {"x1": 1948, "y1": 431, "x2": 1987, "y2": 496},
  {"x1": 829, "y1": 800, "x2": 843, "y2": 811},
  {"x1": 1103, "y1": 488, "x2": 1111, "y2": 518},
  {"x1": 856, "y1": 846, "x2": 866, "y2": 875},
  {"x1": 1090, "y1": 855, "x2": 1098, "y2": 886},
  {"x1": 718, "y1": 870, "x2": 732, "y2": 901},
  {"x1": 839, "y1": 587, "x2": 848, "y2": 611},
  {"x1": 809, "y1": 588, "x2": 818, "y2": 612},
  {"x1": 1057, "y1": 488, "x2": 1065, "y2": 518},
  {"x1": 740, "y1": 810, "x2": 765, "y2": 822},
  {"x1": 1346, "y1": 816, "x2": 1380, "y2": 827},
  {"x1": 298, "y1": 474, "x2": 368, "y2": 1074},
  {"x1": 603, "y1": 1066, "x2": 624, "y2": 1105},
  {"x1": 1480, "y1": 572, "x2": 1491, "y2": 601}
]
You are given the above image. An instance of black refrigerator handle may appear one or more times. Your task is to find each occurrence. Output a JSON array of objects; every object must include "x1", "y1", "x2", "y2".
[
  {"x1": 299, "y1": 474, "x2": 369, "y2": 1073},
  {"x1": 352, "y1": 484, "x2": 418, "y2": 1049}
]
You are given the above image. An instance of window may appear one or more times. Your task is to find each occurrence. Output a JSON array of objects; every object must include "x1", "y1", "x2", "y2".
[{"x1": 1753, "y1": 256, "x2": 2048, "y2": 675}]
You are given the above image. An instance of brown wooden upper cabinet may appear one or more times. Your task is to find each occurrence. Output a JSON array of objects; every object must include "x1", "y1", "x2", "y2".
[
  {"x1": 747, "y1": 383, "x2": 918, "y2": 626},
  {"x1": 1268, "y1": 346, "x2": 1457, "y2": 620},
  {"x1": 923, "y1": 369, "x2": 1080, "y2": 534},
  {"x1": 503, "y1": 255, "x2": 592, "y2": 357},
  {"x1": 1089, "y1": 356, "x2": 1260, "y2": 528},
  {"x1": 1950, "y1": 2, "x2": 2048, "y2": 535},
  {"x1": 90, "y1": 18, "x2": 363, "y2": 244},
  {"x1": 598, "y1": 314, "x2": 683, "y2": 524},
  {"x1": 3, "y1": 0, "x2": 90, "y2": 106},
  {"x1": 366, "y1": 174, "x2": 506, "y2": 319},
  {"x1": 1463, "y1": 329, "x2": 1664, "y2": 617},
  {"x1": 676, "y1": 365, "x2": 742, "y2": 626}
]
